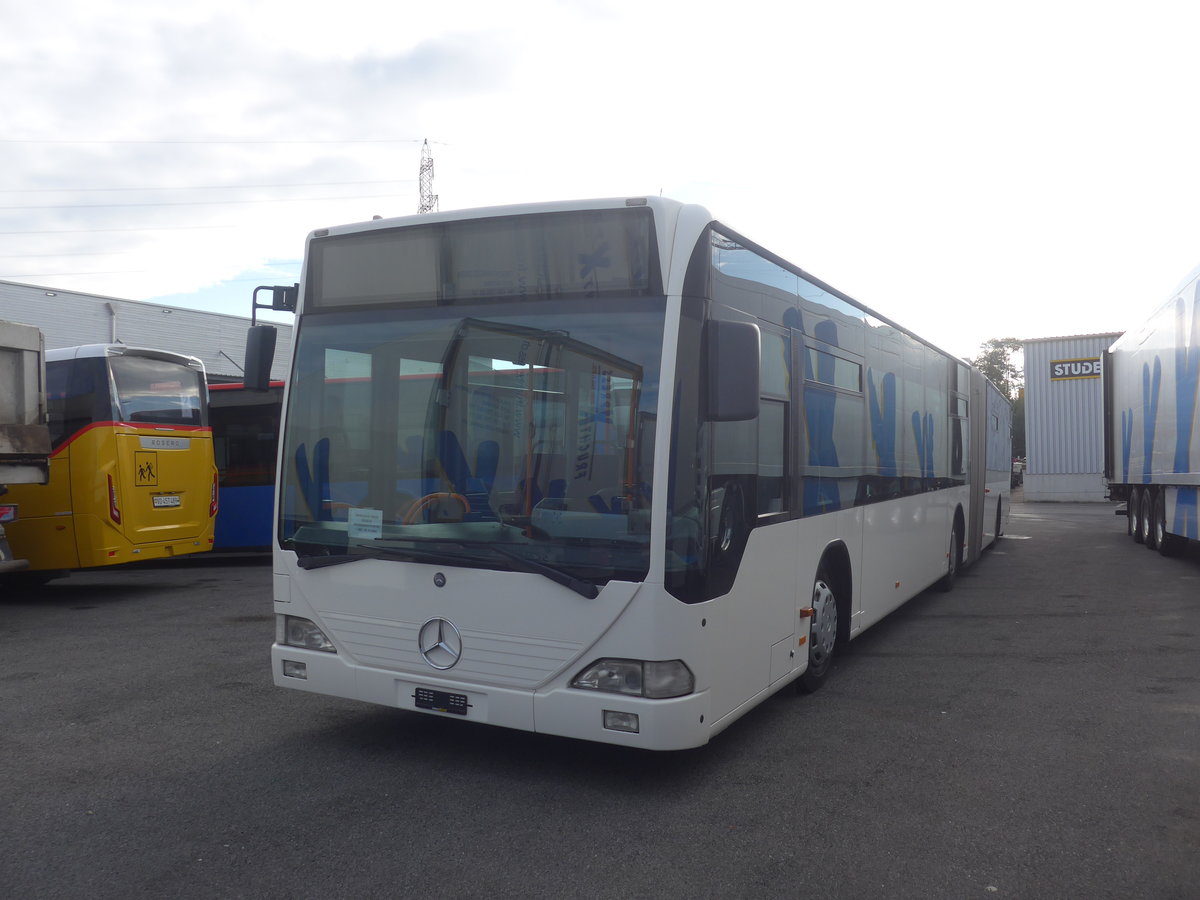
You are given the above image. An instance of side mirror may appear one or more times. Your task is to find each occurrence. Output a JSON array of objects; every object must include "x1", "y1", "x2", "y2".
[
  {"x1": 244, "y1": 325, "x2": 277, "y2": 392},
  {"x1": 704, "y1": 320, "x2": 760, "y2": 422}
]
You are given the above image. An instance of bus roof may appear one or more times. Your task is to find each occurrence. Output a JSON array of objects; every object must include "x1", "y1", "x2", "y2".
[
  {"x1": 307, "y1": 196, "x2": 711, "y2": 241},
  {"x1": 47, "y1": 343, "x2": 206, "y2": 370}
]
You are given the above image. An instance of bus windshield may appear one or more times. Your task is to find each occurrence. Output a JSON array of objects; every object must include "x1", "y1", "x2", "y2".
[
  {"x1": 279, "y1": 300, "x2": 665, "y2": 588},
  {"x1": 109, "y1": 354, "x2": 205, "y2": 426}
]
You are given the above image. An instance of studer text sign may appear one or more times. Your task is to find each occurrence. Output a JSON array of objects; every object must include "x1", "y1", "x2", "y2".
[{"x1": 1050, "y1": 357, "x2": 1102, "y2": 381}]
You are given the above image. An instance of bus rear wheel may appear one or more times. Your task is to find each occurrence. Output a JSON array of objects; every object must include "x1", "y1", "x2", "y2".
[
  {"x1": 798, "y1": 569, "x2": 838, "y2": 694},
  {"x1": 935, "y1": 521, "x2": 962, "y2": 592}
]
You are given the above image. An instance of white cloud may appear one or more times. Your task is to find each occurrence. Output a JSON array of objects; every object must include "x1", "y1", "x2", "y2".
[{"x1": 4, "y1": 0, "x2": 1200, "y2": 358}]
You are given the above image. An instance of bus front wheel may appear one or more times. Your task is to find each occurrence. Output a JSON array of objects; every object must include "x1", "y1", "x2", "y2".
[{"x1": 798, "y1": 568, "x2": 838, "y2": 694}]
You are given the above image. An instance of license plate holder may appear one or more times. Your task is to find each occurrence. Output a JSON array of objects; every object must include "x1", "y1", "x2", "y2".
[{"x1": 413, "y1": 687, "x2": 469, "y2": 716}]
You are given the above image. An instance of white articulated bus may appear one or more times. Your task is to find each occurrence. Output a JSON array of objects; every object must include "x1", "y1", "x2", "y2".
[{"x1": 252, "y1": 197, "x2": 1010, "y2": 750}]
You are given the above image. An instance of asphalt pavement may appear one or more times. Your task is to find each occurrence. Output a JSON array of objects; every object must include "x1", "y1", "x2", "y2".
[{"x1": 2, "y1": 497, "x2": 1198, "y2": 899}]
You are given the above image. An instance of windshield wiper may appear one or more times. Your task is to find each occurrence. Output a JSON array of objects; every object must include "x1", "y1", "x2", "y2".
[
  {"x1": 481, "y1": 543, "x2": 599, "y2": 599},
  {"x1": 296, "y1": 552, "x2": 368, "y2": 570},
  {"x1": 347, "y1": 536, "x2": 600, "y2": 599}
]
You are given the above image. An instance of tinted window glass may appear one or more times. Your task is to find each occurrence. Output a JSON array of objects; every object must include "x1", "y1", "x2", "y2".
[
  {"x1": 45, "y1": 357, "x2": 109, "y2": 448},
  {"x1": 210, "y1": 387, "x2": 281, "y2": 487},
  {"x1": 110, "y1": 355, "x2": 204, "y2": 426},
  {"x1": 758, "y1": 399, "x2": 786, "y2": 514},
  {"x1": 806, "y1": 348, "x2": 862, "y2": 392}
]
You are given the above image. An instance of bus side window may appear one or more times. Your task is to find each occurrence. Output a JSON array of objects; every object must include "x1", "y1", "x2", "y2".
[
  {"x1": 757, "y1": 330, "x2": 790, "y2": 516},
  {"x1": 47, "y1": 357, "x2": 106, "y2": 448},
  {"x1": 758, "y1": 399, "x2": 787, "y2": 514}
]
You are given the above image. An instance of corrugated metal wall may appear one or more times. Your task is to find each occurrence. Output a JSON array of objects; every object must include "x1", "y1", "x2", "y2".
[
  {"x1": 1022, "y1": 333, "x2": 1122, "y2": 500},
  {"x1": 0, "y1": 280, "x2": 293, "y2": 382}
]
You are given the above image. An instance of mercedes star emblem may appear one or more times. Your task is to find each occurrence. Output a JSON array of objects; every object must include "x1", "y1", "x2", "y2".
[{"x1": 418, "y1": 617, "x2": 462, "y2": 670}]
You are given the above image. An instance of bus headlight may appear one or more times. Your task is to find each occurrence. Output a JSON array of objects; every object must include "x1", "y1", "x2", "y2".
[
  {"x1": 279, "y1": 615, "x2": 336, "y2": 653},
  {"x1": 571, "y1": 659, "x2": 694, "y2": 699}
]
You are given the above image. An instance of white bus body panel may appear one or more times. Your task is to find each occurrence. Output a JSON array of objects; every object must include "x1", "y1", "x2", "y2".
[
  {"x1": 860, "y1": 487, "x2": 961, "y2": 625},
  {"x1": 274, "y1": 560, "x2": 717, "y2": 750}
]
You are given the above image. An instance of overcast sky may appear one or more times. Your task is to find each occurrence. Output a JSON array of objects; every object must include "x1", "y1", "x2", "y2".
[{"x1": 5, "y1": 0, "x2": 1200, "y2": 359}]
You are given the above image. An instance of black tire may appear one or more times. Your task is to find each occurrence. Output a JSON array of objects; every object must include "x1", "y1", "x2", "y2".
[
  {"x1": 1131, "y1": 488, "x2": 1145, "y2": 544},
  {"x1": 935, "y1": 521, "x2": 962, "y2": 592},
  {"x1": 1155, "y1": 490, "x2": 1186, "y2": 558},
  {"x1": 1141, "y1": 489, "x2": 1158, "y2": 549},
  {"x1": 798, "y1": 567, "x2": 839, "y2": 694}
]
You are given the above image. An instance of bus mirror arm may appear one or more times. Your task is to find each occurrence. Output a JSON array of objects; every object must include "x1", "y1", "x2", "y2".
[
  {"x1": 244, "y1": 283, "x2": 295, "y2": 391},
  {"x1": 703, "y1": 320, "x2": 760, "y2": 422},
  {"x1": 251, "y1": 283, "x2": 298, "y2": 325}
]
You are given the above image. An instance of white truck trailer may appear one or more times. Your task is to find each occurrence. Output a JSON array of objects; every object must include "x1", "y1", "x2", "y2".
[
  {"x1": 0, "y1": 319, "x2": 52, "y2": 573},
  {"x1": 1104, "y1": 267, "x2": 1200, "y2": 556}
]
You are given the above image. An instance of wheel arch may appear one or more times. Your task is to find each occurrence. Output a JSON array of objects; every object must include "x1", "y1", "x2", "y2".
[{"x1": 817, "y1": 541, "x2": 853, "y2": 645}]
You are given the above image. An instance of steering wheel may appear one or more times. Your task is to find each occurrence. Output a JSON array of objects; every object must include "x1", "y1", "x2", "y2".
[{"x1": 402, "y1": 492, "x2": 471, "y2": 525}]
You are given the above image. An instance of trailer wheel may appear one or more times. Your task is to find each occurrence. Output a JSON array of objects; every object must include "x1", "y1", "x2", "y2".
[
  {"x1": 1152, "y1": 489, "x2": 1165, "y2": 550},
  {"x1": 1140, "y1": 489, "x2": 1158, "y2": 549},
  {"x1": 1154, "y1": 491, "x2": 1186, "y2": 558},
  {"x1": 1131, "y1": 488, "x2": 1145, "y2": 544},
  {"x1": 798, "y1": 568, "x2": 839, "y2": 694}
]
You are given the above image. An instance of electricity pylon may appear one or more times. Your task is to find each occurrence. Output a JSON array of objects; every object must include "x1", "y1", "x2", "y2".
[{"x1": 418, "y1": 139, "x2": 438, "y2": 214}]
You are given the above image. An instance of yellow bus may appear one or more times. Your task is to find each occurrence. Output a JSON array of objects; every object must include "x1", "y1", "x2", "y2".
[{"x1": 4, "y1": 344, "x2": 217, "y2": 574}]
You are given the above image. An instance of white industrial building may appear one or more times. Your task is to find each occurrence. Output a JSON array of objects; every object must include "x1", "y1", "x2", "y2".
[
  {"x1": 1022, "y1": 332, "x2": 1122, "y2": 502},
  {"x1": 0, "y1": 279, "x2": 292, "y2": 383}
]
